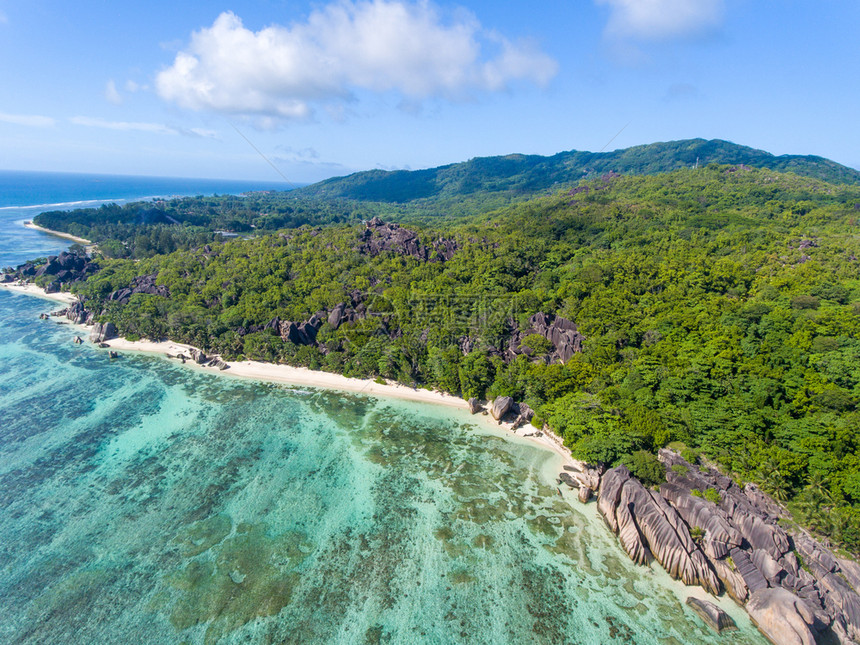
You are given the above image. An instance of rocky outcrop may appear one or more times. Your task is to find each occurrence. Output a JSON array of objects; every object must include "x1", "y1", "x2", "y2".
[
  {"x1": 357, "y1": 218, "x2": 458, "y2": 262},
  {"x1": 63, "y1": 300, "x2": 93, "y2": 325},
  {"x1": 278, "y1": 316, "x2": 322, "y2": 346},
  {"x1": 660, "y1": 483, "x2": 743, "y2": 560},
  {"x1": 490, "y1": 396, "x2": 513, "y2": 421},
  {"x1": 686, "y1": 597, "x2": 736, "y2": 633},
  {"x1": 467, "y1": 398, "x2": 482, "y2": 414},
  {"x1": 107, "y1": 273, "x2": 169, "y2": 304},
  {"x1": 190, "y1": 348, "x2": 208, "y2": 364},
  {"x1": 12, "y1": 251, "x2": 97, "y2": 286},
  {"x1": 746, "y1": 588, "x2": 827, "y2": 645},
  {"x1": 507, "y1": 312, "x2": 584, "y2": 364},
  {"x1": 89, "y1": 322, "x2": 117, "y2": 343},
  {"x1": 512, "y1": 403, "x2": 534, "y2": 428},
  {"x1": 598, "y1": 467, "x2": 721, "y2": 594}
]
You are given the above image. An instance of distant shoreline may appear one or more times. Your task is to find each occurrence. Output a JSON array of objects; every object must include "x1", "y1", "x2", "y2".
[
  {"x1": 23, "y1": 221, "x2": 92, "y2": 245},
  {"x1": 0, "y1": 280, "x2": 580, "y2": 470}
]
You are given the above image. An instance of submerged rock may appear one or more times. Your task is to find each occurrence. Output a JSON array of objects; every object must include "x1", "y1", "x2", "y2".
[{"x1": 686, "y1": 597, "x2": 736, "y2": 633}]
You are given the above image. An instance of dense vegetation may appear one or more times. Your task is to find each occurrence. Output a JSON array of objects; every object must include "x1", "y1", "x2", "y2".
[
  {"x1": 33, "y1": 193, "x2": 375, "y2": 258},
  {"x1": 296, "y1": 138, "x2": 860, "y2": 203},
  {"x1": 35, "y1": 139, "x2": 860, "y2": 259},
  {"x1": 31, "y1": 160, "x2": 860, "y2": 552}
]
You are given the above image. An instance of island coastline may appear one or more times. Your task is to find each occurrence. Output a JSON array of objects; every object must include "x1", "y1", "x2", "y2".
[
  {"x1": 23, "y1": 221, "x2": 92, "y2": 245},
  {"x1": 0, "y1": 280, "x2": 582, "y2": 471}
]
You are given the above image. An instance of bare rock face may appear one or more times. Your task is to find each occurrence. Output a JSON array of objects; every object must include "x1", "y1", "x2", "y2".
[
  {"x1": 107, "y1": 272, "x2": 169, "y2": 304},
  {"x1": 65, "y1": 300, "x2": 91, "y2": 324},
  {"x1": 512, "y1": 403, "x2": 534, "y2": 428},
  {"x1": 356, "y1": 218, "x2": 458, "y2": 262},
  {"x1": 573, "y1": 469, "x2": 601, "y2": 493},
  {"x1": 328, "y1": 303, "x2": 347, "y2": 329},
  {"x1": 731, "y1": 547, "x2": 769, "y2": 593},
  {"x1": 660, "y1": 483, "x2": 743, "y2": 560},
  {"x1": 711, "y1": 557, "x2": 749, "y2": 604},
  {"x1": 467, "y1": 398, "x2": 482, "y2": 414},
  {"x1": 686, "y1": 597, "x2": 737, "y2": 633},
  {"x1": 508, "y1": 312, "x2": 585, "y2": 364},
  {"x1": 278, "y1": 316, "x2": 322, "y2": 346},
  {"x1": 578, "y1": 486, "x2": 592, "y2": 503},
  {"x1": 190, "y1": 348, "x2": 208, "y2": 364},
  {"x1": 598, "y1": 467, "x2": 721, "y2": 595},
  {"x1": 89, "y1": 321, "x2": 118, "y2": 343},
  {"x1": 490, "y1": 396, "x2": 513, "y2": 421},
  {"x1": 723, "y1": 504, "x2": 791, "y2": 561},
  {"x1": 746, "y1": 588, "x2": 827, "y2": 645}
]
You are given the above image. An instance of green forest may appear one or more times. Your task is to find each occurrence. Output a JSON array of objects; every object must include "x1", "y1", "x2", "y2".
[{"x1": 27, "y1": 161, "x2": 860, "y2": 553}]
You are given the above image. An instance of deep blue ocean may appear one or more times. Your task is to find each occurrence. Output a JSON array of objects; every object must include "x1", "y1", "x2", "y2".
[{"x1": 0, "y1": 171, "x2": 768, "y2": 644}]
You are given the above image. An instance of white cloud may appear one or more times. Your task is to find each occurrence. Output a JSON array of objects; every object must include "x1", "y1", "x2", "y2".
[
  {"x1": 70, "y1": 116, "x2": 220, "y2": 139},
  {"x1": 125, "y1": 80, "x2": 148, "y2": 92},
  {"x1": 596, "y1": 0, "x2": 724, "y2": 40},
  {"x1": 105, "y1": 80, "x2": 123, "y2": 105},
  {"x1": 71, "y1": 116, "x2": 177, "y2": 135},
  {"x1": 185, "y1": 127, "x2": 219, "y2": 139},
  {"x1": 156, "y1": 2, "x2": 557, "y2": 122},
  {"x1": 0, "y1": 112, "x2": 55, "y2": 127}
]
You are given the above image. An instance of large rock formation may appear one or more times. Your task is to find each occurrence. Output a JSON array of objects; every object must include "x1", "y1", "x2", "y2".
[
  {"x1": 746, "y1": 588, "x2": 827, "y2": 645},
  {"x1": 508, "y1": 312, "x2": 585, "y2": 363},
  {"x1": 591, "y1": 451, "x2": 860, "y2": 644},
  {"x1": 598, "y1": 467, "x2": 721, "y2": 594},
  {"x1": 278, "y1": 316, "x2": 322, "y2": 346},
  {"x1": 356, "y1": 218, "x2": 458, "y2": 262},
  {"x1": 490, "y1": 396, "x2": 513, "y2": 421},
  {"x1": 686, "y1": 597, "x2": 736, "y2": 633},
  {"x1": 9, "y1": 251, "x2": 98, "y2": 289},
  {"x1": 89, "y1": 322, "x2": 117, "y2": 343},
  {"x1": 107, "y1": 273, "x2": 169, "y2": 304}
]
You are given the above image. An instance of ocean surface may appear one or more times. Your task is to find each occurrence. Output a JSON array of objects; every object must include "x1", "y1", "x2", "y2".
[{"x1": 0, "y1": 171, "x2": 768, "y2": 644}]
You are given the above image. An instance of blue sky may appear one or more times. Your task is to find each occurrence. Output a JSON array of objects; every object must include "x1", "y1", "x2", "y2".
[{"x1": 0, "y1": 0, "x2": 858, "y2": 183}]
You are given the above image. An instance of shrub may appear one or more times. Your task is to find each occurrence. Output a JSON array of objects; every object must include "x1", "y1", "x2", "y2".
[
  {"x1": 703, "y1": 488, "x2": 722, "y2": 504},
  {"x1": 681, "y1": 447, "x2": 699, "y2": 465},
  {"x1": 621, "y1": 450, "x2": 666, "y2": 487}
]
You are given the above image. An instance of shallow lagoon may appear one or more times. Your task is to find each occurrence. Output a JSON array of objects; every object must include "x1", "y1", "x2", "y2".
[{"x1": 0, "y1": 290, "x2": 770, "y2": 644}]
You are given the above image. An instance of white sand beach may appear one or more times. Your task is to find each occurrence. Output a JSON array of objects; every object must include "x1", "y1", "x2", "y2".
[
  {"x1": 24, "y1": 221, "x2": 92, "y2": 245},
  {"x1": 2, "y1": 280, "x2": 582, "y2": 469},
  {"x1": 0, "y1": 281, "x2": 79, "y2": 305}
]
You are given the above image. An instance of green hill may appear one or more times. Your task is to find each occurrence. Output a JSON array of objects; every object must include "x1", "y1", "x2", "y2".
[{"x1": 295, "y1": 138, "x2": 860, "y2": 204}]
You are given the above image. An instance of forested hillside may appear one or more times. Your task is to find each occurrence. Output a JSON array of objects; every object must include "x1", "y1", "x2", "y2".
[
  {"x1": 23, "y1": 164, "x2": 860, "y2": 551},
  {"x1": 296, "y1": 138, "x2": 860, "y2": 203},
  {"x1": 34, "y1": 139, "x2": 860, "y2": 259}
]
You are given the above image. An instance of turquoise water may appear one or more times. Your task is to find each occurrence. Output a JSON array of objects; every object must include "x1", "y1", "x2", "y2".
[{"x1": 0, "y1": 174, "x2": 769, "y2": 644}]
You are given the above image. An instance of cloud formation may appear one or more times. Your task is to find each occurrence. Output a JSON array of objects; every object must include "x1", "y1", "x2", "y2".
[
  {"x1": 71, "y1": 116, "x2": 176, "y2": 134},
  {"x1": 596, "y1": 0, "x2": 724, "y2": 40},
  {"x1": 0, "y1": 112, "x2": 55, "y2": 127},
  {"x1": 105, "y1": 80, "x2": 123, "y2": 105},
  {"x1": 156, "y1": 2, "x2": 557, "y2": 121},
  {"x1": 69, "y1": 116, "x2": 217, "y2": 139}
]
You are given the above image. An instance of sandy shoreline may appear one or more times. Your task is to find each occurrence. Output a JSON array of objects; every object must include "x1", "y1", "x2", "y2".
[
  {"x1": 1, "y1": 280, "x2": 581, "y2": 469},
  {"x1": 24, "y1": 221, "x2": 92, "y2": 245},
  {"x1": 0, "y1": 281, "x2": 79, "y2": 305}
]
